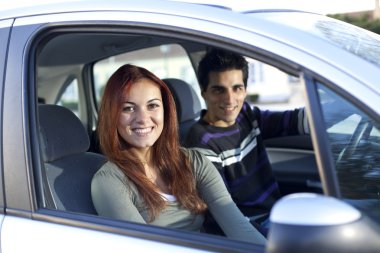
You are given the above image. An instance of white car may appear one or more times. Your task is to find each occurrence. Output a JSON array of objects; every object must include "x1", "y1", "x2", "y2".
[{"x1": 1, "y1": 1, "x2": 380, "y2": 252}]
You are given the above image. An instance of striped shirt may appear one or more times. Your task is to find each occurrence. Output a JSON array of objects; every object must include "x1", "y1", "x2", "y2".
[{"x1": 184, "y1": 102, "x2": 309, "y2": 220}]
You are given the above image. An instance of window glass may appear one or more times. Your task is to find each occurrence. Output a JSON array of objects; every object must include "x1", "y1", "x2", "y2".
[
  {"x1": 93, "y1": 44, "x2": 199, "y2": 108},
  {"x1": 255, "y1": 12, "x2": 380, "y2": 69},
  {"x1": 246, "y1": 57, "x2": 303, "y2": 110},
  {"x1": 318, "y1": 82, "x2": 380, "y2": 222},
  {"x1": 56, "y1": 78, "x2": 79, "y2": 117}
]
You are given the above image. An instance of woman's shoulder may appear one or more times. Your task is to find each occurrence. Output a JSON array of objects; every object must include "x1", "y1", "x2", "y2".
[
  {"x1": 181, "y1": 147, "x2": 206, "y2": 161},
  {"x1": 93, "y1": 161, "x2": 127, "y2": 182},
  {"x1": 180, "y1": 147, "x2": 212, "y2": 173}
]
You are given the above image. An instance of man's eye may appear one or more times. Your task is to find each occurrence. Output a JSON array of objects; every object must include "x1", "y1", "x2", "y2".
[{"x1": 212, "y1": 88, "x2": 224, "y2": 94}]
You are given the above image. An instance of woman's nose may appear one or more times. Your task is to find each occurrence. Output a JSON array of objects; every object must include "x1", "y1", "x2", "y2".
[{"x1": 135, "y1": 108, "x2": 149, "y2": 124}]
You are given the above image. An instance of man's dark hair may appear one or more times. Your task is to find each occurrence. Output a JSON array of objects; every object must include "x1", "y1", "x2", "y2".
[{"x1": 197, "y1": 48, "x2": 249, "y2": 91}]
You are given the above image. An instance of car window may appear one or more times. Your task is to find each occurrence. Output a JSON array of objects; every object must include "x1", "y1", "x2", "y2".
[
  {"x1": 93, "y1": 44, "x2": 200, "y2": 108},
  {"x1": 56, "y1": 78, "x2": 80, "y2": 117},
  {"x1": 246, "y1": 57, "x2": 303, "y2": 110},
  {"x1": 92, "y1": 46, "x2": 305, "y2": 113},
  {"x1": 34, "y1": 28, "x2": 313, "y2": 250},
  {"x1": 317, "y1": 82, "x2": 380, "y2": 222}
]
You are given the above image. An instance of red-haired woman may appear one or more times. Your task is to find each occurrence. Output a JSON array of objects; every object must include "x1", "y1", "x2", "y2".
[{"x1": 91, "y1": 64, "x2": 266, "y2": 244}]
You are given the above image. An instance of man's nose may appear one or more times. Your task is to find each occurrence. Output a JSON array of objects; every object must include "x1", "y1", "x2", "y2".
[{"x1": 223, "y1": 89, "x2": 234, "y2": 103}]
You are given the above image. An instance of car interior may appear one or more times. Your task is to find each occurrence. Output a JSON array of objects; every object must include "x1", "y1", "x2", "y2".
[
  {"x1": 35, "y1": 29, "x2": 322, "y2": 231},
  {"x1": 38, "y1": 103, "x2": 106, "y2": 212}
]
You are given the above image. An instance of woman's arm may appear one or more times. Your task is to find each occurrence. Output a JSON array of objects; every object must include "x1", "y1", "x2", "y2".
[
  {"x1": 187, "y1": 149, "x2": 267, "y2": 245},
  {"x1": 91, "y1": 162, "x2": 146, "y2": 223}
]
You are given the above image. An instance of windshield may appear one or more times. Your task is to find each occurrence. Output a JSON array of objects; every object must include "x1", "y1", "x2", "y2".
[{"x1": 249, "y1": 12, "x2": 380, "y2": 68}]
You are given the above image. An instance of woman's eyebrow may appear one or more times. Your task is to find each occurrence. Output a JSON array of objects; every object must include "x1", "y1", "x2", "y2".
[
  {"x1": 147, "y1": 98, "x2": 162, "y2": 103},
  {"x1": 123, "y1": 98, "x2": 161, "y2": 104}
]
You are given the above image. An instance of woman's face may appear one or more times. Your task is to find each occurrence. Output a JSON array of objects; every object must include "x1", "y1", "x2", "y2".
[{"x1": 117, "y1": 78, "x2": 164, "y2": 151}]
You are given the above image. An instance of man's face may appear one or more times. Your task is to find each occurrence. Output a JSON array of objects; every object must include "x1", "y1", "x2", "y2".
[{"x1": 202, "y1": 69, "x2": 247, "y2": 127}]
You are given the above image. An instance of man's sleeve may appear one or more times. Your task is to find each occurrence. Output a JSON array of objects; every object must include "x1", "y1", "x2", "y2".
[{"x1": 258, "y1": 107, "x2": 309, "y2": 139}]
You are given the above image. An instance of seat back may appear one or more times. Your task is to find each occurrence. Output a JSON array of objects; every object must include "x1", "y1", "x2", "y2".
[
  {"x1": 163, "y1": 78, "x2": 202, "y2": 142},
  {"x1": 38, "y1": 104, "x2": 106, "y2": 214}
]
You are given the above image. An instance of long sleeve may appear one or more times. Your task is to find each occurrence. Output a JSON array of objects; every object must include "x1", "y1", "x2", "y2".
[
  {"x1": 258, "y1": 106, "x2": 309, "y2": 139},
  {"x1": 91, "y1": 162, "x2": 147, "y2": 223},
  {"x1": 187, "y1": 148, "x2": 267, "y2": 245}
]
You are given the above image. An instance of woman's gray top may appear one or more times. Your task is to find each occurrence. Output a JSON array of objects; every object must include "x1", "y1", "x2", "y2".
[{"x1": 91, "y1": 148, "x2": 266, "y2": 244}]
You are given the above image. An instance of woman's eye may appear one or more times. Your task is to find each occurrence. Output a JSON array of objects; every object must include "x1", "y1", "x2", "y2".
[
  {"x1": 123, "y1": 106, "x2": 134, "y2": 112},
  {"x1": 148, "y1": 103, "x2": 160, "y2": 110}
]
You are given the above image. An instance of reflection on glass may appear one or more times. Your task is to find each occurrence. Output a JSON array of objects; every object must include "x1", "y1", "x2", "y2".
[
  {"x1": 315, "y1": 20, "x2": 380, "y2": 67},
  {"x1": 317, "y1": 82, "x2": 380, "y2": 222}
]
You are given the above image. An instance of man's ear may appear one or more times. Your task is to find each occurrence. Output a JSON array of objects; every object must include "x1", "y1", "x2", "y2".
[
  {"x1": 201, "y1": 90, "x2": 206, "y2": 99},
  {"x1": 243, "y1": 86, "x2": 248, "y2": 99}
]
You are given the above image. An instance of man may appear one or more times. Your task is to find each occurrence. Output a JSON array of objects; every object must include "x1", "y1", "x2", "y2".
[{"x1": 184, "y1": 48, "x2": 309, "y2": 234}]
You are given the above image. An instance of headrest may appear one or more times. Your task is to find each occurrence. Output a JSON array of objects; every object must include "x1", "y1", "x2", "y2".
[
  {"x1": 38, "y1": 104, "x2": 90, "y2": 162},
  {"x1": 163, "y1": 78, "x2": 202, "y2": 122}
]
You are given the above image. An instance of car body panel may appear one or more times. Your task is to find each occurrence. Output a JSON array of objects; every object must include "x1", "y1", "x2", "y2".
[
  {"x1": 3, "y1": 23, "x2": 41, "y2": 213},
  {"x1": 0, "y1": 20, "x2": 12, "y2": 210},
  {"x1": 1, "y1": 216, "x2": 210, "y2": 253}
]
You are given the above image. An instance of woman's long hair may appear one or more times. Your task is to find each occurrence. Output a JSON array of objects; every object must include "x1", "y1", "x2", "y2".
[{"x1": 98, "y1": 64, "x2": 207, "y2": 221}]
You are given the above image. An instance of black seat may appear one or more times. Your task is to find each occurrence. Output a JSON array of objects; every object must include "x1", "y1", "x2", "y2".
[
  {"x1": 38, "y1": 104, "x2": 106, "y2": 214},
  {"x1": 163, "y1": 78, "x2": 202, "y2": 143}
]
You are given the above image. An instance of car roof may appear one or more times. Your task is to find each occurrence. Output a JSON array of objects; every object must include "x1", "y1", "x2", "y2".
[{"x1": 0, "y1": 0, "x2": 309, "y2": 20}]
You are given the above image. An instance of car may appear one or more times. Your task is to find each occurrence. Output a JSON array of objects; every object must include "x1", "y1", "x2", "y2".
[{"x1": 1, "y1": 0, "x2": 380, "y2": 252}]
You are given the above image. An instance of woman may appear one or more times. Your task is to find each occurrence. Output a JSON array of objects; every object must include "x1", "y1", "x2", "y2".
[{"x1": 91, "y1": 64, "x2": 266, "y2": 244}]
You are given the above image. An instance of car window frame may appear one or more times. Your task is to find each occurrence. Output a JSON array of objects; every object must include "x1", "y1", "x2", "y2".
[
  {"x1": 0, "y1": 19, "x2": 13, "y2": 211},
  {"x1": 23, "y1": 22, "x2": 273, "y2": 253},
  {"x1": 22, "y1": 19, "x2": 334, "y2": 252}
]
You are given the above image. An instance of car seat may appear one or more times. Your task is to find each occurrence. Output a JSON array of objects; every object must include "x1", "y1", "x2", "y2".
[
  {"x1": 163, "y1": 78, "x2": 202, "y2": 143},
  {"x1": 38, "y1": 104, "x2": 106, "y2": 214}
]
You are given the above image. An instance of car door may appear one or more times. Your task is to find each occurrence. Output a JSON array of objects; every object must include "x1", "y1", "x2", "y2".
[
  {"x1": 1, "y1": 6, "x2": 270, "y2": 253},
  {"x1": 3, "y1": 19, "x2": 204, "y2": 253}
]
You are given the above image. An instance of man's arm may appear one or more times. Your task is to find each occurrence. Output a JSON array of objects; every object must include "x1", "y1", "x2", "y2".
[{"x1": 258, "y1": 107, "x2": 309, "y2": 139}]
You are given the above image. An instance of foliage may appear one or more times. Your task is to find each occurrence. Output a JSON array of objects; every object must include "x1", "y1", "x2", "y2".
[{"x1": 328, "y1": 13, "x2": 380, "y2": 34}]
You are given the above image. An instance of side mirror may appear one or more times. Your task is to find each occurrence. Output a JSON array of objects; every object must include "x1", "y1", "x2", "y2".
[{"x1": 266, "y1": 193, "x2": 380, "y2": 253}]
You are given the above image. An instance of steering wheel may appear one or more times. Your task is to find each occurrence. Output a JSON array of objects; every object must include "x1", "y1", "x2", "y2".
[{"x1": 335, "y1": 118, "x2": 373, "y2": 166}]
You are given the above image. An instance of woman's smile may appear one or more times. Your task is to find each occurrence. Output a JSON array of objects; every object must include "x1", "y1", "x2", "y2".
[{"x1": 132, "y1": 126, "x2": 155, "y2": 136}]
